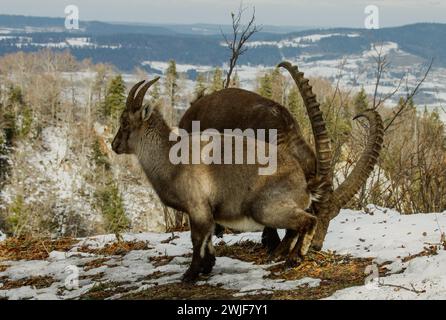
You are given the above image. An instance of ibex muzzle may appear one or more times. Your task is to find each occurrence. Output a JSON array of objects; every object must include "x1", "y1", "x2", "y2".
[{"x1": 111, "y1": 128, "x2": 127, "y2": 154}]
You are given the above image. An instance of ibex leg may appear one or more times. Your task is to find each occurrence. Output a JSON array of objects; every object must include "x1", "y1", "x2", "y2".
[
  {"x1": 261, "y1": 227, "x2": 281, "y2": 253},
  {"x1": 252, "y1": 201, "x2": 317, "y2": 262},
  {"x1": 182, "y1": 210, "x2": 214, "y2": 283}
]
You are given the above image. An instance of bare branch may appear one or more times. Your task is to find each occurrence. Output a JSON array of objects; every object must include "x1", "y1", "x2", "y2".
[
  {"x1": 372, "y1": 44, "x2": 391, "y2": 109},
  {"x1": 379, "y1": 282, "x2": 426, "y2": 294},
  {"x1": 222, "y1": 3, "x2": 262, "y2": 89},
  {"x1": 384, "y1": 59, "x2": 433, "y2": 132},
  {"x1": 375, "y1": 74, "x2": 405, "y2": 110}
]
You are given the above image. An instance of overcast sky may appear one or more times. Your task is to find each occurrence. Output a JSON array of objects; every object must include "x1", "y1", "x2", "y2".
[{"x1": 1, "y1": 0, "x2": 445, "y2": 28}]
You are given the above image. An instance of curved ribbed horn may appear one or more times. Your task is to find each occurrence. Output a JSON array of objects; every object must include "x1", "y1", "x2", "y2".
[
  {"x1": 278, "y1": 62, "x2": 333, "y2": 201},
  {"x1": 126, "y1": 80, "x2": 145, "y2": 108},
  {"x1": 331, "y1": 109, "x2": 384, "y2": 215},
  {"x1": 278, "y1": 62, "x2": 384, "y2": 250},
  {"x1": 132, "y1": 77, "x2": 161, "y2": 111}
]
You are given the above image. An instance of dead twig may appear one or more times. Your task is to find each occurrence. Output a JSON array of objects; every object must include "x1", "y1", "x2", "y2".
[
  {"x1": 379, "y1": 282, "x2": 426, "y2": 294},
  {"x1": 221, "y1": 3, "x2": 261, "y2": 88},
  {"x1": 384, "y1": 59, "x2": 434, "y2": 132}
]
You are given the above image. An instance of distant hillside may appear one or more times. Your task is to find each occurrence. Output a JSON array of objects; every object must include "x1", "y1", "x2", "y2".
[
  {"x1": 0, "y1": 15, "x2": 309, "y2": 36},
  {"x1": 0, "y1": 15, "x2": 445, "y2": 71},
  {"x1": 0, "y1": 14, "x2": 176, "y2": 35}
]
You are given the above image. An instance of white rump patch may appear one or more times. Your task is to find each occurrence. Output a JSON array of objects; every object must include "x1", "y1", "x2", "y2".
[
  {"x1": 217, "y1": 217, "x2": 264, "y2": 232},
  {"x1": 300, "y1": 226, "x2": 317, "y2": 256}
]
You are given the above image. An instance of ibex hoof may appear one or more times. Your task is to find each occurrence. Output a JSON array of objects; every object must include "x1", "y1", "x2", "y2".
[
  {"x1": 285, "y1": 256, "x2": 303, "y2": 269},
  {"x1": 182, "y1": 269, "x2": 199, "y2": 283},
  {"x1": 200, "y1": 255, "x2": 216, "y2": 274},
  {"x1": 267, "y1": 241, "x2": 291, "y2": 263},
  {"x1": 311, "y1": 243, "x2": 323, "y2": 251},
  {"x1": 264, "y1": 242, "x2": 280, "y2": 254},
  {"x1": 268, "y1": 251, "x2": 286, "y2": 263},
  {"x1": 261, "y1": 231, "x2": 281, "y2": 254}
]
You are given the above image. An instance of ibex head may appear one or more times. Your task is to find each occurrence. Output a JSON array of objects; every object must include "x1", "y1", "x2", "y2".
[{"x1": 112, "y1": 77, "x2": 160, "y2": 154}]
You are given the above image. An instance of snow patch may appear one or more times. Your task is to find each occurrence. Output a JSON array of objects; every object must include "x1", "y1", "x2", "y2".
[
  {"x1": 244, "y1": 33, "x2": 360, "y2": 49},
  {"x1": 324, "y1": 206, "x2": 446, "y2": 261},
  {"x1": 66, "y1": 37, "x2": 93, "y2": 48}
]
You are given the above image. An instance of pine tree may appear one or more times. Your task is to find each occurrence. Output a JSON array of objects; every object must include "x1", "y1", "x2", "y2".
[
  {"x1": 150, "y1": 79, "x2": 161, "y2": 105},
  {"x1": 3, "y1": 86, "x2": 25, "y2": 144},
  {"x1": 194, "y1": 73, "x2": 208, "y2": 96},
  {"x1": 8, "y1": 86, "x2": 24, "y2": 106},
  {"x1": 407, "y1": 97, "x2": 415, "y2": 111},
  {"x1": 103, "y1": 75, "x2": 126, "y2": 121},
  {"x1": 1, "y1": 85, "x2": 27, "y2": 189},
  {"x1": 287, "y1": 87, "x2": 311, "y2": 139},
  {"x1": 95, "y1": 179, "x2": 130, "y2": 240},
  {"x1": 271, "y1": 68, "x2": 285, "y2": 104},
  {"x1": 165, "y1": 60, "x2": 178, "y2": 109},
  {"x1": 287, "y1": 87, "x2": 301, "y2": 119},
  {"x1": 353, "y1": 87, "x2": 368, "y2": 114},
  {"x1": 258, "y1": 73, "x2": 273, "y2": 99},
  {"x1": 93, "y1": 63, "x2": 112, "y2": 106},
  {"x1": 210, "y1": 67, "x2": 224, "y2": 93},
  {"x1": 229, "y1": 71, "x2": 240, "y2": 88}
]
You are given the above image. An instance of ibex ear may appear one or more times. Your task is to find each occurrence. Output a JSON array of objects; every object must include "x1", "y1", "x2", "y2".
[{"x1": 141, "y1": 104, "x2": 153, "y2": 122}]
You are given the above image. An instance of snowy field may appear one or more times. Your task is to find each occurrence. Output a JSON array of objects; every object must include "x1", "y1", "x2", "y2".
[{"x1": 1, "y1": 206, "x2": 445, "y2": 300}]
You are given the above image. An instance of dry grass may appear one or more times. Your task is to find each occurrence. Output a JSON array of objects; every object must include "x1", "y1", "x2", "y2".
[
  {"x1": 0, "y1": 275, "x2": 55, "y2": 290},
  {"x1": 149, "y1": 254, "x2": 175, "y2": 267},
  {"x1": 123, "y1": 283, "x2": 239, "y2": 300},
  {"x1": 78, "y1": 241, "x2": 151, "y2": 256},
  {"x1": 160, "y1": 234, "x2": 180, "y2": 243},
  {"x1": 81, "y1": 281, "x2": 138, "y2": 300},
  {"x1": 265, "y1": 251, "x2": 384, "y2": 299},
  {"x1": 83, "y1": 258, "x2": 110, "y2": 271},
  {"x1": 215, "y1": 240, "x2": 269, "y2": 264},
  {"x1": 402, "y1": 245, "x2": 440, "y2": 263},
  {"x1": 0, "y1": 237, "x2": 77, "y2": 261},
  {"x1": 0, "y1": 264, "x2": 9, "y2": 272},
  {"x1": 79, "y1": 272, "x2": 105, "y2": 282}
]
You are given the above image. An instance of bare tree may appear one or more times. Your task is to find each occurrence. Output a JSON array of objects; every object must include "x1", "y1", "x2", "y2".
[
  {"x1": 221, "y1": 4, "x2": 261, "y2": 89},
  {"x1": 382, "y1": 59, "x2": 433, "y2": 132},
  {"x1": 368, "y1": 43, "x2": 433, "y2": 125},
  {"x1": 348, "y1": 45, "x2": 436, "y2": 211}
]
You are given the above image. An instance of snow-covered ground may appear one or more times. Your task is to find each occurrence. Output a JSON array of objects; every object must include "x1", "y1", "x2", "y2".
[
  {"x1": 1, "y1": 206, "x2": 445, "y2": 300},
  {"x1": 324, "y1": 207, "x2": 446, "y2": 299}
]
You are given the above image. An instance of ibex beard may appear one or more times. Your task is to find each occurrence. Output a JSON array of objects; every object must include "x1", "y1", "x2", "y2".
[
  {"x1": 169, "y1": 121, "x2": 278, "y2": 176},
  {"x1": 112, "y1": 77, "x2": 319, "y2": 282}
]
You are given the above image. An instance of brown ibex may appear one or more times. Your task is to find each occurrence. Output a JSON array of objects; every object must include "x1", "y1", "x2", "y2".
[
  {"x1": 179, "y1": 61, "x2": 384, "y2": 251},
  {"x1": 112, "y1": 77, "x2": 321, "y2": 282}
]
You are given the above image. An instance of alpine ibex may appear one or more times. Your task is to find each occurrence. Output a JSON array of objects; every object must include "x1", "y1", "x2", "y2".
[
  {"x1": 179, "y1": 61, "x2": 384, "y2": 251},
  {"x1": 112, "y1": 77, "x2": 321, "y2": 282}
]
